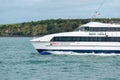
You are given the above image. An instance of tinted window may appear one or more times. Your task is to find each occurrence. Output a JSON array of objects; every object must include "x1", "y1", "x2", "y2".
[
  {"x1": 51, "y1": 36, "x2": 120, "y2": 42},
  {"x1": 89, "y1": 27, "x2": 120, "y2": 31}
]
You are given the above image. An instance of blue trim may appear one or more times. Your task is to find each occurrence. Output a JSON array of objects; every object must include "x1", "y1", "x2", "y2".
[
  {"x1": 36, "y1": 49, "x2": 120, "y2": 55},
  {"x1": 36, "y1": 49, "x2": 51, "y2": 55}
]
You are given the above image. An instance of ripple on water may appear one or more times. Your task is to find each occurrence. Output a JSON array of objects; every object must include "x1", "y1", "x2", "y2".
[{"x1": 0, "y1": 37, "x2": 120, "y2": 80}]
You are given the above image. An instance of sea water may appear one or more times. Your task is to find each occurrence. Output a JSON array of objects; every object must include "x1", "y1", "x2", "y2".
[{"x1": 0, "y1": 37, "x2": 120, "y2": 80}]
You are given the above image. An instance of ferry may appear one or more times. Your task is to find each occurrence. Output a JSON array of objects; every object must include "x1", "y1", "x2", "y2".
[{"x1": 30, "y1": 22, "x2": 120, "y2": 55}]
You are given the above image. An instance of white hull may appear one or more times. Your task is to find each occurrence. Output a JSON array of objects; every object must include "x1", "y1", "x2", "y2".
[{"x1": 31, "y1": 41, "x2": 120, "y2": 54}]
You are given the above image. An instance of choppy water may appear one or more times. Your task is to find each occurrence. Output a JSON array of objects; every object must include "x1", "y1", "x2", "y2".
[{"x1": 0, "y1": 37, "x2": 120, "y2": 80}]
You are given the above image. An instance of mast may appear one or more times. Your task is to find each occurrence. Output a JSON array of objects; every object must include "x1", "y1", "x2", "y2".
[{"x1": 91, "y1": 0, "x2": 106, "y2": 22}]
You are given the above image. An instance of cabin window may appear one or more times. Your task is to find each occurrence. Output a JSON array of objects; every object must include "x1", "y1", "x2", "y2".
[
  {"x1": 84, "y1": 27, "x2": 89, "y2": 31},
  {"x1": 88, "y1": 27, "x2": 120, "y2": 31},
  {"x1": 51, "y1": 36, "x2": 120, "y2": 42},
  {"x1": 77, "y1": 27, "x2": 120, "y2": 31}
]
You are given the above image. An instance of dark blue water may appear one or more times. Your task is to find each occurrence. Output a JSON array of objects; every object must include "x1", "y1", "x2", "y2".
[{"x1": 0, "y1": 37, "x2": 120, "y2": 80}]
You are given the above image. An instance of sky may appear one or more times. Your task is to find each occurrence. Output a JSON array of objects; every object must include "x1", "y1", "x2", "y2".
[{"x1": 0, "y1": 0, "x2": 120, "y2": 24}]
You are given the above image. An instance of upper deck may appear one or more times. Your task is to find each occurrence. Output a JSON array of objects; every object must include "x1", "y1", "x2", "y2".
[{"x1": 77, "y1": 22, "x2": 120, "y2": 32}]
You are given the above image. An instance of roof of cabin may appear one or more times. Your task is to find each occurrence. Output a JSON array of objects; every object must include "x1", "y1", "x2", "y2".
[{"x1": 80, "y1": 22, "x2": 120, "y2": 27}]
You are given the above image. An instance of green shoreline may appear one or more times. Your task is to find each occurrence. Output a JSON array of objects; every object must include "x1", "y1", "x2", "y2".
[{"x1": 0, "y1": 18, "x2": 120, "y2": 37}]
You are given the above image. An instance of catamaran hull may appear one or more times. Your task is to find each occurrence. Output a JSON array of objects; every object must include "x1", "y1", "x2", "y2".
[
  {"x1": 31, "y1": 41, "x2": 120, "y2": 55},
  {"x1": 36, "y1": 49, "x2": 120, "y2": 55}
]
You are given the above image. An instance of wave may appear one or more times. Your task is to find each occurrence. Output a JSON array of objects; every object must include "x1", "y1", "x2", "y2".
[{"x1": 47, "y1": 51, "x2": 120, "y2": 56}]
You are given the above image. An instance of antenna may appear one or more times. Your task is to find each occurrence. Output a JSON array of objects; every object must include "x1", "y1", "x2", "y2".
[{"x1": 91, "y1": 0, "x2": 106, "y2": 22}]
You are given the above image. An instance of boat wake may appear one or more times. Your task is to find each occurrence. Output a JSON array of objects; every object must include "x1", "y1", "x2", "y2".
[{"x1": 48, "y1": 51, "x2": 120, "y2": 56}]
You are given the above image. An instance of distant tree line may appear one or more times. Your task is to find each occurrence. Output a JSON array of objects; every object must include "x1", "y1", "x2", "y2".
[{"x1": 0, "y1": 18, "x2": 120, "y2": 36}]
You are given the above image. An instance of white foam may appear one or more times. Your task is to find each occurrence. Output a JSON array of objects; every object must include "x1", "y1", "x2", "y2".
[{"x1": 48, "y1": 51, "x2": 120, "y2": 56}]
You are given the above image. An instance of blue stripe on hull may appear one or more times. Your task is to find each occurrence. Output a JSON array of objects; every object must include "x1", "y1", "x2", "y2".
[
  {"x1": 36, "y1": 49, "x2": 51, "y2": 55},
  {"x1": 36, "y1": 49, "x2": 120, "y2": 55}
]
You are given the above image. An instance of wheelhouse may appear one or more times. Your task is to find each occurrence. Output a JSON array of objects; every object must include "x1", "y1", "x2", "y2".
[{"x1": 78, "y1": 26, "x2": 120, "y2": 32}]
